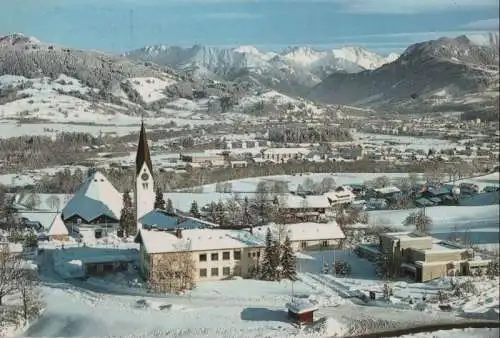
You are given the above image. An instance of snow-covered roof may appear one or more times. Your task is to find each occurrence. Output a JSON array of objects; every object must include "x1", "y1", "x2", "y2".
[
  {"x1": 373, "y1": 186, "x2": 401, "y2": 195},
  {"x1": 286, "y1": 298, "x2": 319, "y2": 314},
  {"x1": 48, "y1": 213, "x2": 69, "y2": 236},
  {"x1": 137, "y1": 228, "x2": 264, "y2": 254},
  {"x1": 62, "y1": 171, "x2": 123, "y2": 222},
  {"x1": 254, "y1": 222, "x2": 345, "y2": 242},
  {"x1": 276, "y1": 194, "x2": 330, "y2": 209}
]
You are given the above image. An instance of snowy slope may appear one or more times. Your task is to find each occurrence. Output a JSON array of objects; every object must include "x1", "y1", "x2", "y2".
[
  {"x1": 127, "y1": 77, "x2": 177, "y2": 103},
  {"x1": 309, "y1": 34, "x2": 499, "y2": 112}
]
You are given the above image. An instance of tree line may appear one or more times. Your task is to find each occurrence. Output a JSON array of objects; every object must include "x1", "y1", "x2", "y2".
[
  {"x1": 268, "y1": 125, "x2": 352, "y2": 143},
  {"x1": 24, "y1": 159, "x2": 452, "y2": 194}
]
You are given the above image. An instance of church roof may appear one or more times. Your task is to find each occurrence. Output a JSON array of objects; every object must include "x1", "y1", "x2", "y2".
[
  {"x1": 62, "y1": 171, "x2": 123, "y2": 222},
  {"x1": 48, "y1": 213, "x2": 69, "y2": 236},
  {"x1": 136, "y1": 122, "x2": 153, "y2": 176}
]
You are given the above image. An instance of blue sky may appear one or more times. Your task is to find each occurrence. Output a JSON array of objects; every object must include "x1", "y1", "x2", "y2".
[{"x1": 1, "y1": 0, "x2": 498, "y2": 54}]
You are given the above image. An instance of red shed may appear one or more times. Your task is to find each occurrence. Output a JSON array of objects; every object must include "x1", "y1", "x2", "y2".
[{"x1": 286, "y1": 298, "x2": 319, "y2": 325}]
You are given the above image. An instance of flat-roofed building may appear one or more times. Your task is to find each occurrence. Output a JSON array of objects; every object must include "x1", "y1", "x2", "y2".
[{"x1": 376, "y1": 232, "x2": 491, "y2": 282}]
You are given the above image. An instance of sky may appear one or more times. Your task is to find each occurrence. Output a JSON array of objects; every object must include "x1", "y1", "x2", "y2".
[{"x1": 1, "y1": 0, "x2": 498, "y2": 55}]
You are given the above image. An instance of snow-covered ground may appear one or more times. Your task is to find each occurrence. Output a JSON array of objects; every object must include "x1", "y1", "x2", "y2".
[
  {"x1": 20, "y1": 243, "x2": 496, "y2": 338},
  {"x1": 353, "y1": 131, "x2": 459, "y2": 151},
  {"x1": 127, "y1": 77, "x2": 177, "y2": 103},
  {"x1": 298, "y1": 249, "x2": 500, "y2": 317},
  {"x1": 398, "y1": 328, "x2": 499, "y2": 338}
]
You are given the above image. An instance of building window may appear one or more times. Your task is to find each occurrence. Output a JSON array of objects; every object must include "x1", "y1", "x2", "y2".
[
  {"x1": 234, "y1": 251, "x2": 241, "y2": 260},
  {"x1": 142, "y1": 183, "x2": 148, "y2": 189},
  {"x1": 322, "y1": 240, "x2": 328, "y2": 247},
  {"x1": 222, "y1": 251, "x2": 230, "y2": 260},
  {"x1": 257, "y1": 251, "x2": 260, "y2": 258},
  {"x1": 233, "y1": 266, "x2": 242, "y2": 276},
  {"x1": 199, "y1": 268, "x2": 207, "y2": 277},
  {"x1": 211, "y1": 253, "x2": 218, "y2": 261},
  {"x1": 211, "y1": 267, "x2": 219, "y2": 276},
  {"x1": 199, "y1": 254, "x2": 207, "y2": 262},
  {"x1": 301, "y1": 241, "x2": 307, "y2": 249},
  {"x1": 222, "y1": 267, "x2": 230, "y2": 276}
]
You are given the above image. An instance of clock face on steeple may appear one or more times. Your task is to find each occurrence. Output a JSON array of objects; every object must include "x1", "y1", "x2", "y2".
[{"x1": 141, "y1": 172, "x2": 149, "y2": 181}]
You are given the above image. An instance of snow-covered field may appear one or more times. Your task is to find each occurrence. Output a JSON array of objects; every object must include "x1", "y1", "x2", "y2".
[{"x1": 353, "y1": 131, "x2": 459, "y2": 151}]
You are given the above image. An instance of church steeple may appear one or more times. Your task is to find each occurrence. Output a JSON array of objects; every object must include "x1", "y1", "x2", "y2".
[
  {"x1": 136, "y1": 121, "x2": 153, "y2": 176},
  {"x1": 135, "y1": 120, "x2": 155, "y2": 227}
]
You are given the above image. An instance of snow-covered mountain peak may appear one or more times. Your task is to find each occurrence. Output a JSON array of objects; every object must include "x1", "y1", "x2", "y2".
[
  {"x1": 386, "y1": 53, "x2": 399, "y2": 63},
  {"x1": 281, "y1": 46, "x2": 327, "y2": 66},
  {"x1": 0, "y1": 33, "x2": 41, "y2": 46},
  {"x1": 233, "y1": 45, "x2": 260, "y2": 55},
  {"x1": 331, "y1": 46, "x2": 392, "y2": 70}
]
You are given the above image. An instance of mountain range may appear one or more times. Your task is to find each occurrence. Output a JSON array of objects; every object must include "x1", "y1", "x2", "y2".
[
  {"x1": 124, "y1": 45, "x2": 398, "y2": 96},
  {"x1": 309, "y1": 33, "x2": 499, "y2": 114},
  {"x1": 0, "y1": 32, "x2": 499, "y2": 121}
]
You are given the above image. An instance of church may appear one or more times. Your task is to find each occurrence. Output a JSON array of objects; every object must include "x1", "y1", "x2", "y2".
[{"x1": 60, "y1": 121, "x2": 212, "y2": 239}]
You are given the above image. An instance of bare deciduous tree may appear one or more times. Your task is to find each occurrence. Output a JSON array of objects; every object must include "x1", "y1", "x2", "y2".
[
  {"x1": 316, "y1": 176, "x2": 336, "y2": 194},
  {"x1": 18, "y1": 271, "x2": 42, "y2": 321},
  {"x1": 403, "y1": 209, "x2": 433, "y2": 234},
  {"x1": 371, "y1": 176, "x2": 391, "y2": 189},
  {"x1": 0, "y1": 247, "x2": 24, "y2": 306},
  {"x1": 45, "y1": 195, "x2": 61, "y2": 211},
  {"x1": 148, "y1": 251, "x2": 195, "y2": 293},
  {"x1": 24, "y1": 192, "x2": 40, "y2": 210}
]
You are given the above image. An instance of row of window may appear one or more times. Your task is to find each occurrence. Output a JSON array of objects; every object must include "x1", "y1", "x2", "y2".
[
  {"x1": 199, "y1": 266, "x2": 236, "y2": 277},
  {"x1": 199, "y1": 251, "x2": 239, "y2": 262},
  {"x1": 199, "y1": 250, "x2": 261, "y2": 262}
]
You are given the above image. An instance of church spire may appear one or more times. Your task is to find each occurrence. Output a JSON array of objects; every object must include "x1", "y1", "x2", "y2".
[{"x1": 136, "y1": 121, "x2": 153, "y2": 176}]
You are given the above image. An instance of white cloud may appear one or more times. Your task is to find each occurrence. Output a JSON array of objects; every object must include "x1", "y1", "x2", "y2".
[
  {"x1": 462, "y1": 18, "x2": 500, "y2": 30},
  {"x1": 309, "y1": 30, "x2": 495, "y2": 43},
  {"x1": 324, "y1": 0, "x2": 498, "y2": 14}
]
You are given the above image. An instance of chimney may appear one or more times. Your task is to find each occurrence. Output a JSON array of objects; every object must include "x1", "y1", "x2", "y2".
[{"x1": 175, "y1": 228, "x2": 182, "y2": 239}]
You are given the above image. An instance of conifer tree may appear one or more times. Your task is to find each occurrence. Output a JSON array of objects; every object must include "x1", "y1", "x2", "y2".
[
  {"x1": 260, "y1": 228, "x2": 276, "y2": 281},
  {"x1": 165, "y1": 198, "x2": 175, "y2": 215},
  {"x1": 189, "y1": 200, "x2": 201, "y2": 218},
  {"x1": 280, "y1": 236, "x2": 297, "y2": 281},
  {"x1": 154, "y1": 187, "x2": 166, "y2": 210},
  {"x1": 215, "y1": 201, "x2": 228, "y2": 226},
  {"x1": 241, "y1": 196, "x2": 253, "y2": 226},
  {"x1": 120, "y1": 191, "x2": 136, "y2": 237},
  {"x1": 271, "y1": 239, "x2": 282, "y2": 281}
]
